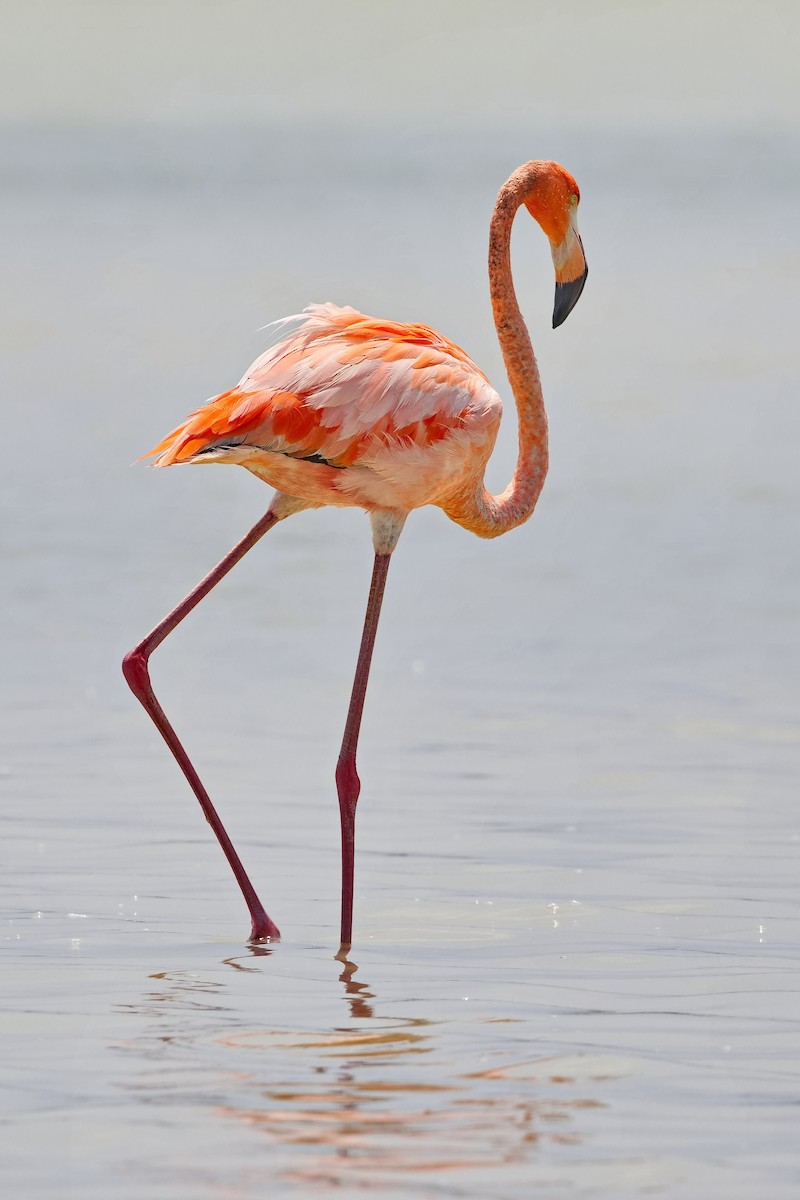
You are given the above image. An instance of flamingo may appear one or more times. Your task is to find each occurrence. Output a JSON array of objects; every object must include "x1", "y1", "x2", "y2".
[{"x1": 122, "y1": 159, "x2": 587, "y2": 947}]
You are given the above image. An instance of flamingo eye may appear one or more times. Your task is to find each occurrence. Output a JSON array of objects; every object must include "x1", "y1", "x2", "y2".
[{"x1": 569, "y1": 193, "x2": 579, "y2": 208}]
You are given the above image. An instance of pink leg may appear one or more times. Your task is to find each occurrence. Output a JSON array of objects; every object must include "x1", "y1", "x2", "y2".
[
  {"x1": 335, "y1": 551, "x2": 392, "y2": 948},
  {"x1": 122, "y1": 509, "x2": 281, "y2": 942}
]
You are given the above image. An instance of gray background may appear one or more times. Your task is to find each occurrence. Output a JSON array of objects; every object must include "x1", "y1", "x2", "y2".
[{"x1": 2, "y1": 2, "x2": 799, "y2": 1196}]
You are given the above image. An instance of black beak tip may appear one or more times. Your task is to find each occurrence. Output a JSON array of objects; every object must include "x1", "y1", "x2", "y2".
[{"x1": 552, "y1": 267, "x2": 588, "y2": 329}]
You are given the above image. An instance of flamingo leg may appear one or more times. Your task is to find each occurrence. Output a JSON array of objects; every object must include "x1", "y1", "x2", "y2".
[
  {"x1": 122, "y1": 509, "x2": 281, "y2": 942},
  {"x1": 335, "y1": 551, "x2": 392, "y2": 948}
]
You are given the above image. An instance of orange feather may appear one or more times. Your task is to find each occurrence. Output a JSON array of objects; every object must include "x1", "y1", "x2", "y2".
[{"x1": 143, "y1": 305, "x2": 499, "y2": 479}]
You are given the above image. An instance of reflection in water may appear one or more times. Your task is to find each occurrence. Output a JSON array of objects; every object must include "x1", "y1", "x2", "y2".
[
  {"x1": 336, "y1": 949, "x2": 374, "y2": 1020},
  {"x1": 118, "y1": 952, "x2": 604, "y2": 1191},
  {"x1": 221, "y1": 944, "x2": 276, "y2": 973}
]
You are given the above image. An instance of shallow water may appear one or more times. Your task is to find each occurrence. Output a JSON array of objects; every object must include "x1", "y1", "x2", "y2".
[{"x1": 3, "y1": 6, "x2": 800, "y2": 1196}]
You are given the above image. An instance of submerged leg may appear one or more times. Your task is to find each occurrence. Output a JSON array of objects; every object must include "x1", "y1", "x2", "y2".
[
  {"x1": 335, "y1": 550, "x2": 393, "y2": 948},
  {"x1": 122, "y1": 508, "x2": 281, "y2": 941}
]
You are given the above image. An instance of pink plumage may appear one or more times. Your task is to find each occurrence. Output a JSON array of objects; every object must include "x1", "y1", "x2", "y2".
[{"x1": 147, "y1": 303, "x2": 503, "y2": 514}]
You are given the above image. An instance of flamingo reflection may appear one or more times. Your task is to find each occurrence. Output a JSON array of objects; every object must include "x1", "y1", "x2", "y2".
[{"x1": 118, "y1": 953, "x2": 603, "y2": 1190}]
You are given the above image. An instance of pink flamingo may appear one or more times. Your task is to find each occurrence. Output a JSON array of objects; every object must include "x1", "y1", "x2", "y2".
[{"x1": 123, "y1": 159, "x2": 587, "y2": 947}]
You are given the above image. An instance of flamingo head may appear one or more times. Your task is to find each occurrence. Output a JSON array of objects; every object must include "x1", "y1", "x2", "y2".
[{"x1": 523, "y1": 162, "x2": 588, "y2": 328}]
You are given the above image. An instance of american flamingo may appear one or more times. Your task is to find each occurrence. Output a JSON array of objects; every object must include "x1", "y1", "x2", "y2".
[{"x1": 122, "y1": 159, "x2": 587, "y2": 947}]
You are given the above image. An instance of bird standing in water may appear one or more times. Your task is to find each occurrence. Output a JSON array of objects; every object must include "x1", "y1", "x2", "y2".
[{"x1": 123, "y1": 159, "x2": 587, "y2": 947}]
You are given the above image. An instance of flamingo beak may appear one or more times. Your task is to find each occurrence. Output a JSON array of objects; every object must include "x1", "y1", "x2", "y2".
[{"x1": 551, "y1": 215, "x2": 587, "y2": 328}]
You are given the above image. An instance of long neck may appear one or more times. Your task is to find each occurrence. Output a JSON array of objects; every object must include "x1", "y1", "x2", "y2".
[{"x1": 444, "y1": 169, "x2": 549, "y2": 539}]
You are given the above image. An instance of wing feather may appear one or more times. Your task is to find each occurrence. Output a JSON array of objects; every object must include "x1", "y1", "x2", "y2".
[{"x1": 146, "y1": 304, "x2": 501, "y2": 469}]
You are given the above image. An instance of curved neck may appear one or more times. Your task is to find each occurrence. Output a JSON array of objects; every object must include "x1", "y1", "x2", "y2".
[{"x1": 445, "y1": 166, "x2": 549, "y2": 539}]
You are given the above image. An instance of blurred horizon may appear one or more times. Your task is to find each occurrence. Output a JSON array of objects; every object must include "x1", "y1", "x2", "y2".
[{"x1": 1, "y1": 0, "x2": 797, "y2": 133}]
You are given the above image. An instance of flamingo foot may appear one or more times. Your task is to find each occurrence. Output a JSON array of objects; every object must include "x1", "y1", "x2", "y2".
[{"x1": 249, "y1": 912, "x2": 282, "y2": 943}]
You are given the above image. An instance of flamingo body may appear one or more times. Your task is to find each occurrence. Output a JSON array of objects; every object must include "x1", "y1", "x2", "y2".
[{"x1": 147, "y1": 304, "x2": 503, "y2": 516}]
